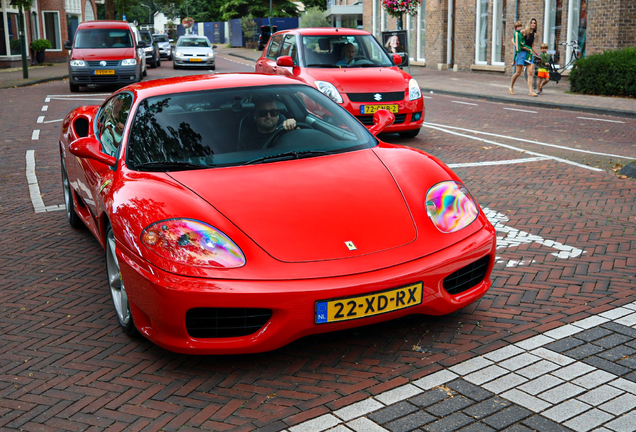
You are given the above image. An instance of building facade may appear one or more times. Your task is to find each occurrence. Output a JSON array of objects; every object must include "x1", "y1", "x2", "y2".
[
  {"x1": 1, "y1": 0, "x2": 98, "y2": 68},
  {"x1": 363, "y1": 0, "x2": 636, "y2": 73}
]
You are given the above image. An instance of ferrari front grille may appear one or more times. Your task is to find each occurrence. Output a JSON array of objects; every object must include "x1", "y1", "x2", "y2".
[
  {"x1": 186, "y1": 308, "x2": 272, "y2": 338},
  {"x1": 443, "y1": 256, "x2": 490, "y2": 295}
]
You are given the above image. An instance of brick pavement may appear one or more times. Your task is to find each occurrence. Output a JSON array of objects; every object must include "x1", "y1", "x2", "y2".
[{"x1": 1, "y1": 60, "x2": 635, "y2": 431}]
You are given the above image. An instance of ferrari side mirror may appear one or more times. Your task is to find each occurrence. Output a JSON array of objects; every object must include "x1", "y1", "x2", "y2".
[
  {"x1": 69, "y1": 137, "x2": 117, "y2": 167},
  {"x1": 368, "y1": 109, "x2": 395, "y2": 136}
]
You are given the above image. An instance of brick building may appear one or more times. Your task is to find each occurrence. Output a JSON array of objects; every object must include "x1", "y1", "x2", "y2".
[
  {"x1": 1, "y1": 0, "x2": 98, "y2": 68},
  {"x1": 363, "y1": 0, "x2": 636, "y2": 74}
]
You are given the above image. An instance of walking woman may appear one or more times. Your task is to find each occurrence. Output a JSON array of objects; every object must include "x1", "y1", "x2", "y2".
[
  {"x1": 509, "y1": 21, "x2": 534, "y2": 95},
  {"x1": 523, "y1": 18, "x2": 540, "y2": 96}
]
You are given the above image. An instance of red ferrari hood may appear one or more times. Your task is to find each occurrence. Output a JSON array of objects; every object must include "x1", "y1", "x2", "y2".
[
  {"x1": 304, "y1": 67, "x2": 409, "y2": 93},
  {"x1": 71, "y1": 48, "x2": 136, "y2": 61},
  {"x1": 169, "y1": 150, "x2": 417, "y2": 263}
]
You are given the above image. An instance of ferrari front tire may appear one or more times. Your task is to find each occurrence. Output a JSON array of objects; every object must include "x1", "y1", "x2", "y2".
[
  {"x1": 61, "y1": 156, "x2": 83, "y2": 228},
  {"x1": 106, "y1": 225, "x2": 137, "y2": 335}
]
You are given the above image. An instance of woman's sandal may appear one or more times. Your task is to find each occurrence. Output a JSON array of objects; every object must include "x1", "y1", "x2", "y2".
[
  {"x1": 508, "y1": 88, "x2": 515, "y2": 95},
  {"x1": 529, "y1": 92, "x2": 538, "y2": 97}
]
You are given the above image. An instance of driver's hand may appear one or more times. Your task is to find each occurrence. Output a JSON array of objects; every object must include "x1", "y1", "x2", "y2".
[{"x1": 282, "y1": 118, "x2": 297, "y2": 130}]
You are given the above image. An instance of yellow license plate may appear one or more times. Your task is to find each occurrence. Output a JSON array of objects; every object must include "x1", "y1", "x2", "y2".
[
  {"x1": 93, "y1": 69, "x2": 115, "y2": 75},
  {"x1": 361, "y1": 104, "x2": 399, "y2": 114},
  {"x1": 315, "y1": 282, "x2": 423, "y2": 324},
  {"x1": 189, "y1": 58, "x2": 202, "y2": 62}
]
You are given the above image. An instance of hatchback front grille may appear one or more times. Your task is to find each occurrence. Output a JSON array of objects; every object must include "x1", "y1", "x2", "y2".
[
  {"x1": 348, "y1": 92, "x2": 405, "y2": 102},
  {"x1": 443, "y1": 256, "x2": 491, "y2": 295},
  {"x1": 356, "y1": 113, "x2": 407, "y2": 126},
  {"x1": 186, "y1": 308, "x2": 272, "y2": 338}
]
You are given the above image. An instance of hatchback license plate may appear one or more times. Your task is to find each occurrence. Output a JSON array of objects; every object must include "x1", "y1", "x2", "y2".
[
  {"x1": 93, "y1": 69, "x2": 115, "y2": 75},
  {"x1": 189, "y1": 58, "x2": 202, "y2": 62},
  {"x1": 361, "y1": 104, "x2": 398, "y2": 114},
  {"x1": 315, "y1": 282, "x2": 423, "y2": 324}
]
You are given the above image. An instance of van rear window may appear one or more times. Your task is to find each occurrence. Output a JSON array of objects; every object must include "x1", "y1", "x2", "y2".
[{"x1": 74, "y1": 29, "x2": 133, "y2": 48}]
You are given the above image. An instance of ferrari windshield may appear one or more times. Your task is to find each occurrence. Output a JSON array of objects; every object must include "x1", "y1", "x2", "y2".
[
  {"x1": 301, "y1": 35, "x2": 394, "y2": 68},
  {"x1": 74, "y1": 29, "x2": 134, "y2": 49},
  {"x1": 127, "y1": 85, "x2": 377, "y2": 171}
]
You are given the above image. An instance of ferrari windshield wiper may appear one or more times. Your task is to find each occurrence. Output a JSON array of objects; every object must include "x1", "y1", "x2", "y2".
[
  {"x1": 134, "y1": 161, "x2": 212, "y2": 171},
  {"x1": 243, "y1": 150, "x2": 332, "y2": 166}
]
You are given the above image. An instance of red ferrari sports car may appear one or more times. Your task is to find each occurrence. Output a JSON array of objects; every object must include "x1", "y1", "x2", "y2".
[
  {"x1": 60, "y1": 73, "x2": 496, "y2": 355},
  {"x1": 255, "y1": 28, "x2": 424, "y2": 138}
]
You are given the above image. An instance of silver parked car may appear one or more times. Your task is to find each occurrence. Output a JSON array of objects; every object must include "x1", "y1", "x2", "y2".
[
  {"x1": 153, "y1": 33, "x2": 173, "y2": 60},
  {"x1": 173, "y1": 35, "x2": 216, "y2": 70}
]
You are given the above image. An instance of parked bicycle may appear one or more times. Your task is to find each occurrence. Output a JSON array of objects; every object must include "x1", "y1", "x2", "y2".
[{"x1": 548, "y1": 40, "x2": 581, "y2": 84}]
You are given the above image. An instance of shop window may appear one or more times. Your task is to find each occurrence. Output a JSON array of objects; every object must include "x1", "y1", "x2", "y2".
[
  {"x1": 475, "y1": 0, "x2": 489, "y2": 64},
  {"x1": 492, "y1": 0, "x2": 506, "y2": 65},
  {"x1": 0, "y1": 12, "x2": 6, "y2": 56},
  {"x1": 545, "y1": 0, "x2": 563, "y2": 64},
  {"x1": 43, "y1": 11, "x2": 61, "y2": 50}
]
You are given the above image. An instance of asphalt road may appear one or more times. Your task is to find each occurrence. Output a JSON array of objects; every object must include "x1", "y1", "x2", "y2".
[{"x1": 1, "y1": 56, "x2": 635, "y2": 431}]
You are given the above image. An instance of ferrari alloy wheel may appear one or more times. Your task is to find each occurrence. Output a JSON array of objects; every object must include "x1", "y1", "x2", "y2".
[
  {"x1": 61, "y1": 156, "x2": 83, "y2": 228},
  {"x1": 106, "y1": 226, "x2": 137, "y2": 335}
]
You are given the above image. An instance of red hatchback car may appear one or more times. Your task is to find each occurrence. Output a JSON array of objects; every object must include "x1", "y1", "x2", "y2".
[
  {"x1": 255, "y1": 28, "x2": 424, "y2": 138},
  {"x1": 60, "y1": 73, "x2": 494, "y2": 355}
]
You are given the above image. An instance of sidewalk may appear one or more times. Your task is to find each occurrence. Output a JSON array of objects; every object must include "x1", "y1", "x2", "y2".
[
  {"x1": 222, "y1": 46, "x2": 636, "y2": 119},
  {"x1": 2, "y1": 48, "x2": 635, "y2": 119}
]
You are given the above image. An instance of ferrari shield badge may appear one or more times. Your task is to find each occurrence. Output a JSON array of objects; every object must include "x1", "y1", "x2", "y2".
[{"x1": 345, "y1": 241, "x2": 357, "y2": 251}]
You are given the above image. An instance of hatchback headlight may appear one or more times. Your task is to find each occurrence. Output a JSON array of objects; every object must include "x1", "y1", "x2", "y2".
[
  {"x1": 141, "y1": 219, "x2": 246, "y2": 268},
  {"x1": 409, "y1": 78, "x2": 422, "y2": 101},
  {"x1": 69, "y1": 60, "x2": 85, "y2": 67},
  {"x1": 425, "y1": 181, "x2": 479, "y2": 233},
  {"x1": 121, "y1": 59, "x2": 137, "y2": 66},
  {"x1": 315, "y1": 81, "x2": 343, "y2": 104},
  {"x1": 144, "y1": 47, "x2": 153, "y2": 52},
  {"x1": 175, "y1": 51, "x2": 184, "y2": 57}
]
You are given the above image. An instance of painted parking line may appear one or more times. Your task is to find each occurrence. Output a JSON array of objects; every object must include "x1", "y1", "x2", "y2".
[
  {"x1": 424, "y1": 122, "x2": 635, "y2": 160},
  {"x1": 31, "y1": 130, "x2": 40, "y2": 140},
  {"x1": 37, "y1": 116, "x2": 44, "y2": 123},
  {"x1": 422, "y1": 123, "x2": 604, "y2": 172},
  {"x1": 47, "y1": 97, "x2": 106, "y2": 102},
  {"x1": 452, "y1": 101, "x2": 478, "y2": 106},
  {"x1": 577, "y1": 117, "x2": 626, "y2": 124},
  {"x1": 42, "y1": 118, "x2": 63, "y2": 123},
  {"x1": 284, "y1": 301, "x2": 636, "y2": 432},
  {"x1": 25, "y1": 150, "x2": 64, "y2": 214},
  {"x1": 448, "y1": 156, "x2": 549, "y2": 168},
  {"x1": 504, "y1": 107, "x2": 538, "y2": 114}
]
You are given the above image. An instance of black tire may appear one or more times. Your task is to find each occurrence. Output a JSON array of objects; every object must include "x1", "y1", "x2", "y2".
[
  {"x1": 142, "y1": 66, "x2": 147, "y2": 77},
  {"x1": 211, "y1": 65, "x2": 216, "y2": 71},
  {"x1": 157, "y1": 56, "x2": 161, "y2": 67},
  {"x1": 399, "y1": 129, "x2": 420, "y2": 139},
  {"x1": 106, "y1": 225, "x2": 138, "y2": 336},
  {"x1": 173, "y1": 62, "x2": 178, "y2": 70},
  {"x1": 61, "y1": 156, "x2": 84, "y2": 228},
  {"x1": 69, "y1": 82, "x2": 79, "y2": 93}
]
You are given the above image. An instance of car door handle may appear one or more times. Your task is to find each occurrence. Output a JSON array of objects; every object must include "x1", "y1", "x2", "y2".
[{"x1": 272, "y1": 66, "x2": 277, "y2": 72}]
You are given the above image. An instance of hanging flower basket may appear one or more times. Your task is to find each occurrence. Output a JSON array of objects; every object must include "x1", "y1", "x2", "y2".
[
  {"x1": 182, "y1": 17, "x2": 195, "y2": 28},
  {"x1": 381, "y1": 0, "x2": 422, "y2": 18}
]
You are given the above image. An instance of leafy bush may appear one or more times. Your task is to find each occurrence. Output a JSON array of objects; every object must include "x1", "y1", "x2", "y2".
[
  {"x1": 30, "y1": 39, "x2": 52, "y2": 52},
  {"x1": 300, "y1": 6, "x2": 329, "y2": 28},
  {"x1": 569, "y1": 47, "x2": 636, "y2": 98}
]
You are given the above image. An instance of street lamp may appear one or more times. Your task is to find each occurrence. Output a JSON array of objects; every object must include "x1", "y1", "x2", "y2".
[{"x1": 141, "y1": 4, "x2": 151, "y2": 25}]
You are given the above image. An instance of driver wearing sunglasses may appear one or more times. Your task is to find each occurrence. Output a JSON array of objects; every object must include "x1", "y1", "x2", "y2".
[{"x1": 240, "y1": 96, "x2": 297, "y2": 149}]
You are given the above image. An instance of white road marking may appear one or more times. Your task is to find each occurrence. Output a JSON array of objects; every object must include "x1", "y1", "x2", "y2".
[
  {"x1": 41, "y1": 105, "x2": 48, "y2": 112},
  {"x1": 423, "y1": 123, "x2": 604, "y2": 172},
  {"x1": 37, "y1": 116, "x2": 44, "y2": 123},
  {"x1": 45, "y1": 97, "x2": 50, "y2": 102},
  {"x1": 43, "y1": 119, "x2": 63, "y2": 124},
  {"x1": 422, "y1": 96, "x2": 433, "y2": 99},
  {"x1": 47, "y1": 97, "x2": 106, "y2": 102},
  {"x1": 448, "y1": 157, "x2": 549, "y2": 168},
  {"x1": 31, "y1": 130, "x2": 40, "y2": 140},
  {"x1": 577, "y1": 117, "x2": 625, "y2": 124},
  {"x1": 504, "y1": 107, "x2": 538, "y2": 113},
  {"x1": 452, "y1": 101, "x2": 478, "y2": 106},
  {"x1": 424, "y1": 122, "x2": 635, "y2": 160},
  {"x1": 26, "y1": 151, "x2": 64, "y2": 213},
  {"x1": 46, "y1": 93, "x2": 111, "y2": 97}
]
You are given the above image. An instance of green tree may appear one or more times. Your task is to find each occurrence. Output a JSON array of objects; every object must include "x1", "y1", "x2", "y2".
[
  {"x1": 220, "y1": 0, "x2": 300, "y2": 21},
  {"x1": 300, "y1": 6, "x2": 329, "y2": 28},
  {"x1": 302, "y1": 0, "x2": 327, "y2": 11},
  {"x1": 241, "y1": 14, "x2": 258, "y2": 41}
]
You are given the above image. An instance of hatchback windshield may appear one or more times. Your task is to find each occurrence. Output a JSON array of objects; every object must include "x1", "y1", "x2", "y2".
[
  {"x1": 154, "y1": 35, "x2": 169, "y2": 43},
  {"x1": 74, "y1": 29, "x2": 133, "y2": 48},
  {"x1": 301, "y1": 34, "x2": 394, "y2": 68},
  {"x1": 127, "y1": 85, "x2": 377, "y2": 171},
  {"x1": 140, "y1": 32, "x2": 152, "y2": 43},
  {"x1": 177, "y1": 37, "x2": 211, "y2": 47}
]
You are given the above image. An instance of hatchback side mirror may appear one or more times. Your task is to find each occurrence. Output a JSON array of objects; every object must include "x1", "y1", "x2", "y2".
[
  {"x1": 69, "y1": 137, "x2": 117, "y2": 167},
  {"x1": 213, "y1": 45, "x2": 217, "y2": 49},
  {"x1": 137, "y1": 40, "x2": 147, "y2": 48},
  {"x1": 64, "y1": 40, "x2": 72, "y2": 50},
  {"x1": 276, "y1": 56, "x2": 294, "y2": 67},
  {"x1": 368, "y1": 109, "x2": 395, "y2": 136}
]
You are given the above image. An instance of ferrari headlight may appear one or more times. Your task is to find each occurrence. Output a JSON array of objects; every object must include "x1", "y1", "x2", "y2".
[
  {"x1": 69, "y1": 60, "x2": 85, "y2": 67},
  {"x1": 425, "y1": 181, "x2": 479, "y2": 233},
  {"x1": 315, "y1": 81, "x2": 343, "y2": 104},
  {"x1": 141, "y1": 219, "x2": 246, "y2": 268},
  {"x1": 121, "y1": 59, "x2": 137, "y2": 66},
  {"x1": 409, "y1": 78, "x2": 422, "y2": 101}
]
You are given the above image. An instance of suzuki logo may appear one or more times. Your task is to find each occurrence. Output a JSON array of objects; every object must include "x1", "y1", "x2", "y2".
[
  {"x1": 100, "y1": 61, "x2": 107, "y2": 66},
  {"x1": 373, "y1": 93, "x2": 382, "y2": 101}
]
